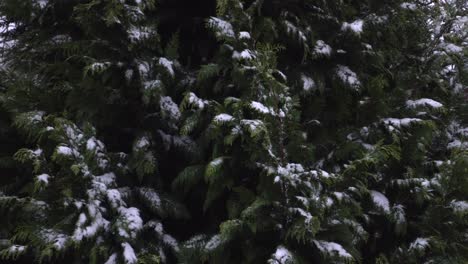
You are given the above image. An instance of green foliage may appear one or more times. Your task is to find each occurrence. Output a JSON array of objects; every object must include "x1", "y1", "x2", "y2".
[{"x1": 0, "y1": 0, "x2": 466, "y2": 263}]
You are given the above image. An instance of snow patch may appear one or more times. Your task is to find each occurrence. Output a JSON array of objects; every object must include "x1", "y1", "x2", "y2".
[
  {"x1": 159, "y1": 57, "x2": 175, "y2": 77},
  {"x1": 269, "y1": 246, "x2": 293, "y2": 264},
  {"x1": 313, "y1": 240, "x2": 352, "y2": 259},
  {"x1": 406, "y1": 98, "x2": 443, "y2": 109},
  {"x1": 57, "y1": 146, "x2": 73, "y2": 156},
  {"x1": 160, "y1": 96, "x2": 181, "y2": 120},
  {"x1": 370, "y1": 190, "x2": 390, "y2": 213},
  {"x1": 239, "y1": 31, "x2": 251, "y2": 39},
  {"x1": 336, "y1": 65, "x2": 361, "y2": 89},
  {"x1": 301, "y1": 75, "x2": 316, "y2": 91},
  {"x1": 409, "y1": 238, "x2": 429, "y2": 251},
  {"x1": 342, "y1": 20, "x2": 364, "y2": 34},
  {"x1": 250, "y1": 101, "x2": 270, "y2": 114},
  {"x1": 214, "y1": 113, "x2": 234, "y2": 123},
  {"x1": 208, "y1": 17, "x2": 235, "y2": 38},
  {"x1": 37, "y1": 174, "x2": 50, "y2": 185},
  {"x1": 400, "y1": 2, "x2": 417, "y2": 10},
  {"x1": 121, "y1": 242, "x2": 137, "y2": 264},
  {"x1": 314, "y1": 40, "x2": 332, "y2": 56}
]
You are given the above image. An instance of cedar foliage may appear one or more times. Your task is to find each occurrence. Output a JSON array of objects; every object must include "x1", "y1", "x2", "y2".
[{"x1": 0, "y1": 0, "x2": 466, "y2": 263}]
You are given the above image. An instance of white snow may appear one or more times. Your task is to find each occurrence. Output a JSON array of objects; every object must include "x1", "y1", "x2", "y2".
[
  {"x1": 336, "y1": 65, "x2": 361, "y2": 89},
  {"x1": 409, "y1": 238, "x2": 429, "y2": 251},
  {"x1": 208, "y1": 17, "x2": 235, "y2": 38},
  {"x1": 127, "y1": 26, "x2": 151, "y2": 43},
  {"x1": 121, "y1": 242, "x2": 137, "y2": 264},
  {"x1": 233, "y1": 49, "x2": 256, "y2": 60},
  {"x1": 443, "y1": 43, "x2": 463, "y2": 54},
  {"x1": 160, "y1": 96, "x2": 181, "y2": 120},
  {"x1": 241, "y1": 119, "x2": 264, "y2": 133},
  {"x1": 159, "y1": 57, "x2": 175, "y2": 77},
  {"x1": 106, "y1": 189, "x2": 124, "y2": 209},
  {"x1": 451, "y1": 200, "x2": 468, "y2": 213},
  {"x1": 117, "y1": 207, "x2": 143, "y2": 239},
  {"x1": 314, "y1": 40, "x2": 332, "y2": 56},
  {"x1": 370, "y1": 190, "x2": 390, "y2": 213},
  {"x1": 341, "y1": 20, "x2": 364, "y2": 34},
  {"x1": 29, "y1": 111, "x2": 45, "y2": 123},
  {"x1": 8, "y1": 245, "x2": 26, "y2": 253},
  {"x1": 400, "y1": 2, "x2": 417, "y2": 10},
  {"x1": 269, "y1": 246, "x2": 293, "y2": 264},
  {"x1": 214, "y1": 113, "x2": 234, "y2": 123},
  {"x1": 285, "y1": 21, "x2": 307, "y2": 42},
  {"x1": 37, "y1": 174, "x2": 50, "y2": 185},
  {"x1": 301, "y1": 75, "x2": 316, "y2": 91},
  {"x1": 187, "y1": 92, "x2": 208, "y2": 109},
  {"x1": 37, "y1": 0, "x2": 48, "y2": 9},
  {"x1": 382, "y1": 118, "x2": 422, "y2": 130},
  {"x1": 134, "y1": 136, "x2": 150, "y2": 150},
  {"x1": 313, "y1": 240, "x2": 352, "y2": 259},
  {"x1": 406, "y1": 98, "x2": 443, "y2": 109},
  {"x1": 138, "y1": 188, "x2": 161, "y2": 208},
  {"x1": 239, "y1": 31, "x2": 251, "y2": 39},
  {"x1": 57, "y1": 146, "x2": 73, "y2": 156},
  {"x1": 95, "y1": 172, "x2": 116, "y2": 186},
  {"x1": 104, "y1": 253, "x2": 118, "y2": 264},
  {"x1": 205, "y1": 234, "x2": 222, "y2": 251},
  {"x1": 40, "y1": 229, "x2": 69, "y2": 250},
  {"x1": 250, "y1": 101, "x2": 270, "y2": 114}
]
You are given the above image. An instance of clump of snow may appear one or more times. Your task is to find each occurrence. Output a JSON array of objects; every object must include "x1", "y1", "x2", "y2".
[
  {"x1": 250, "y1": 101, "x2": 270, "y2": 114},
  {"x1": 409, "y1": 238, "x2": 429, "y2": 251},
  {"x1": 406, "y1": 98, "x2": 443, "y2": 109},
  {"x1": 40, "y1": 229, "x2": 69, "y2": 250},
  {"x1": 36, "y1": 0, "x2": 48, "y2": 9},
  {"x1": 29, "y1": 111, "x2": 45, "y2": 123},
  {"x1": 187, "y1": 92, "x2": 208, "y2": 109},
  {"x1": 214, "y1": 113, "x2": 234, "y2": 123},
  {"x1": 233, "y1": 49, "x2": 256, "y2": 60},
  {"x1": 106, "y1": 189, "x2": 124, "y2": 209},
  {"x1": 301, "y1": 75, "x2": 316, "y2": 91},
  {"x1": 400, "y1": 2, "x2": 417, "y2": 10},
  {"x1": 208, "y1": 17, "x2": 235, "y2": 38},
  {"x1": 104, "y1": 253, "x2": 118, "y2": 264},
  {"x1": 95, "y1": 172, "x2": 116, "y2": 186},
  {"x1": 160, "y1": 96, "x2": 181, "y2": 120},
  {"x1": 7, "y1": 245, "x2": 26, "y2": 253},
  {"x1": 382, "y1": 118, "x2": 422, "y2": 131},
  {"x1": 127, "y1": 26, "x2": 152, "y2": 43},
  {"x1": 121, "y1": 242, "x2": 137, "y2": 264},
  {"x1": 336, "y1": 65, "x2": 361, "y2": 89},
  {"x1": 314, "y1": 40, "x2": 332, "y2": 56},
  {"x1": 443, "y1": 43, "x2": 463, "y2": 54},
  {"x1": 285, "y1": 21, "x2": 307, "y2": 43},
  {"x1": 341, "y1": 20, "x2": 364, "y2": 34},
  {"x1": 451, "y1": 200, "x2": 468, "y2": 213},
  {"x1": 86, "y1": 137, "x2": 104, "y2": 152},
  {"x1": 370, "y1": 190, "x2": 390, "y2": 213},
  {"x1": 239, "y1": 31, "x2": 251, "y2": 39},
  {"x1": 137, "y1": 187, "x2": 161, "y2": 208},
  {"x1": 205, "y1": 234, "x2": 222, "y2": 251},
  {"x1": 159, "y1": 57, "x2": 175, "y2": 77},
  {"x1": 37, "y1": 174, "x2": 50, "y2": 185},
  {"x1": 57, "y1": 146, "x2": 73, "y2": 156},
  {"x1": 137, "y1": 61, "x2": 150, "y2": 78},
  {"x1": 313, "y1": 240, "x2": 352, "y2": 259},
  {"x1": 134, "y1": 136, "x2": 150, "y2": 150},
  {"x1": 117, "y1": 207, "x2": 143, "y2": 239},
  {"x1": 241, "y1": 119, "x2": 264, "y2": 133},
  {"x1": 269, "y1": 246, "x2": 293, "y2": 264}
]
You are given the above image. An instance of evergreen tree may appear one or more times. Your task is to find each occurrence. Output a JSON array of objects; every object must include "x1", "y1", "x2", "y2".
[{"x1": 0, "y1": 0, "x2": 466, "y2": 263}]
